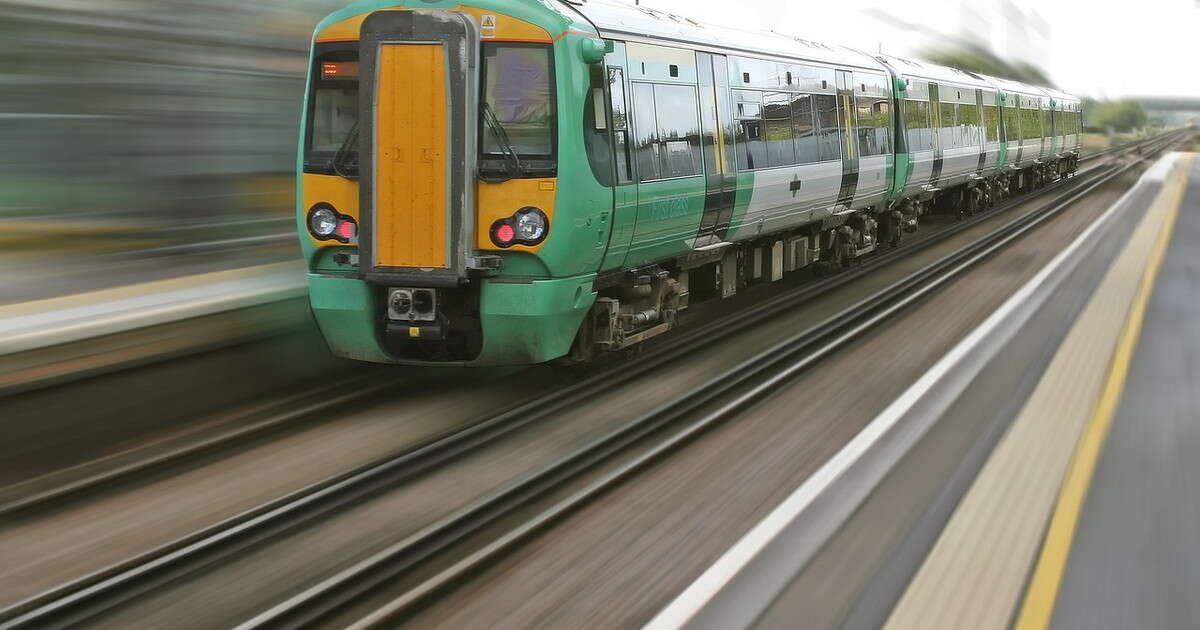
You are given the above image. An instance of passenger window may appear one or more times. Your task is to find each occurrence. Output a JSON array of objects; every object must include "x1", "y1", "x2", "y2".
[
  {"x1": 959, "y1": 102, "x2": 981, "y2": 147},
  {"x1": 1003, "y1": 105, "x2": 1020, "y2": 143},
  {"x1": 632, "y1": 83, "x2": 660, "y2": 180},
  {"x1": 856, "y1": 96, "x2": 890, "y2": 156},
  {"x1": 904, "y1": 99, "x2": 932, "y2": 152},
  {"x1": 813, "y1": 94, "x2": 840, "y2": 162},
  {"x1": 791, "y1": 94, "x2": 819, "y2": 164},
  {"x1": 735, "y1": 90, "x2": 764, "y2": 170},
  {"x1": 939, "y1": 102, "x2": 957, "y2": 149},
  {"x1": 631, "y1": 82, "x2": 703, "y2": 181},
  {"x1": 763, "y1": 92, "x2": 795, "y2": 167},
  {"x1": 608, "y1": 67, "x2": 633, "y2": 183},
  {"x1": 1022, "y1": 108, "x2": 1040, "y2": 139},
  {"x1": 653, "y1": 84, "x2": 702, "y2": 178},
  {"x1": 983, "y1": 105, "x2": 1000, "y2": 143}
]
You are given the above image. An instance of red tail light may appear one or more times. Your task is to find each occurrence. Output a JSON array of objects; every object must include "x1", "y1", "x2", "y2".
[{"x1": 494, "y1": 223, "x2": 515, "y2": 245}]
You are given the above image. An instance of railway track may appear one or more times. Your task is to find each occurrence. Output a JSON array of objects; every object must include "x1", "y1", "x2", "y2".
[{"x1": 0, "y1": 131, "x2": 1183, "y2": 629}]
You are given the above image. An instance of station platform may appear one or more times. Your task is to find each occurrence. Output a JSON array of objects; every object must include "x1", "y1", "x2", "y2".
[
  {"x1": 882, "y1": 152, "x2": 1200, "y2": 629},
  {"x1": 1041, "y1": 154, "x2": 1200, "y2": 629},
  {"x1": 0, "y1": 261, "x2": 308, "y2": 393}
]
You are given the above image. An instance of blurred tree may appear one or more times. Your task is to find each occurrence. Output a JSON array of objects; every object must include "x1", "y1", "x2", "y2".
[
  {"x1": 919, "y1": 42, "x2": 1054, "y2": 86},
  {"x1": 1082, "y1": 98, "x2": 1149, "y2": 133}
]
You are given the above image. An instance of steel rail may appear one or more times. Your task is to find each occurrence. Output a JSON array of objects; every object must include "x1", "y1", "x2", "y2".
[{"x1": 0, "y1": 130, "x2": 1178, "y2": 630}]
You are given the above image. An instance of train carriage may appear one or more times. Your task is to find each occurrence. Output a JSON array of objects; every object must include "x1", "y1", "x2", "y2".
[
  {"x1": 1041, "y1": 86, "x2": 1083, "y2": 169},
  {"x1": 879, "y1": 56, "x2": 998, "y2": 198},
  {"x1": 298, "y1": 0, "x2": 1080, "y2": 366}
]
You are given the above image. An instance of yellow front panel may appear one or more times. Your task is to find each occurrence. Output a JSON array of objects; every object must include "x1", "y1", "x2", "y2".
[
  {"x1": 302, "y1": 174, "x2": 359, "y2": 249},
  {"x1": 375, "y1": 43, "x2": 448, "y2": 269},
  {"x1": 316, "y1": 8, "x2": 553, "y2": 43},
  {"x1": 476, "y1": 178, "x2": 557, "y2": 252}
]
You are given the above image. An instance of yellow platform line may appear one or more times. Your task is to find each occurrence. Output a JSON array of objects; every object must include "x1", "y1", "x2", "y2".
[{"x1": 1014, "y1": 155, "x2": 1193, "y2": 630}]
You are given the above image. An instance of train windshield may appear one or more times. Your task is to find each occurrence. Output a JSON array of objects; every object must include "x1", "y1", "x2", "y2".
[
  {"x1": 479, "y1": 43, "x2": 556, "y2": 177},
  {"x1": 304, "y1": 45, "x2": 359, "y2": 177}
]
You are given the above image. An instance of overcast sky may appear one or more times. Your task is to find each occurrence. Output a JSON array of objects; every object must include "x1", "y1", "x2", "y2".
[{"x1": 636, "y1": 0, "x2": 1199, "y2": 99}]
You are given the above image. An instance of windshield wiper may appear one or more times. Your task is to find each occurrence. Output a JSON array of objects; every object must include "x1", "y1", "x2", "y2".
[
  {"x1": 480, "y1": 101, "x2": 522, "y2": 182},
  {"x1": 331, "y1": 121, "x2": 360, "y2": 180}
]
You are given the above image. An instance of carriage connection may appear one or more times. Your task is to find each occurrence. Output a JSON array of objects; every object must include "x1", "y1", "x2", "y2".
[{"x1": 298, "y1": 0, "x2": 1082, "y2": 366}]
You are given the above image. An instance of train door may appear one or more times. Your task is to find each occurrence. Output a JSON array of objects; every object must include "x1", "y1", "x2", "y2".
[
  {"x1": 1037, "y1": 101, "x2": 1048, "y2": 160},
  {"x1": 693, "y1": 52, "x2": 737, "y2": 247},
  {"x1": 599, "y1": 43, "x2": 638, "y2": 270},
  {"x1": 975, "y1": 89, "x2": 988, "y2": 173},
  {"x1": 622, "y1": 43, "x2": 708, "y2": 267},
  {"x1": 1049, "y1": 103, "x2": 1059, "y2": 156},
  {"x1": 835, "y1": 69, "x2": 859, "y2": 208},
  {"x1": 928, "y1": 83, "x2": 944, "y2": 187}
]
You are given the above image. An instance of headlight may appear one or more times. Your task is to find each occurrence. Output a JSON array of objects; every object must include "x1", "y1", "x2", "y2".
[
  {"x1": 490, "y1": 207, "x2": 549, "y2": 248},
  {"x1": 309, "y1": 206, "x2": 337, "y2": 237},
  {"x1": 515, "y1": 209, "x2": 547, "y2": 242},
  {"x1": 307, "y1": 204, "x2": 356, "y2": 243}
]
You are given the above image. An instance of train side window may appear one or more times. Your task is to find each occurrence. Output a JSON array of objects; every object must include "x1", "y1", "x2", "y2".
[
  {"x1": 958, "y1": 102, "x2": 981, "y2": 147},
  {"x1": 652, "y1": 84, "x2": 702, "y2": 178},
  {"x1": 1022, "y1": 108, "x2": 1040, "y2": 140},
  {"x1": 1003, "y1": 105, "x2": 1020, "y2": 143},
  {"x1": 904, "y1": 99, "x2": 932, "y2": 152},
  {"x1": 856, "y1": 96, "x2": 890, "y2": 156},
  {"x1": 763, "y1": 91, "x2": 796, "y2": 167},
  {"x1": 734, "y1": 90, "x2": 765, "y2": 170},
  {"x1": 983, "y1": 105, "x2": 1000, "y2": 143},
  {"x1": 1042, "y1": 108, "x2": 1053, "y2": 138},
  {"x1": 791, "y1": 93, "x2": 819, "y2": 164},
  {"x1": 608, "y1": 67, "x2": 633, "y2": 184},
  {"x1": 813, "y1": 94, "x2": 840, "y2": 162},
  {"x1": 939, "y1": 102, "x2": 957, "y2": 149},
  {"x1": 632, "y1": 82, "x2": 702, "y2": 181},
  {"x1": 631, "y1": 82, "x2": 660, "y2": 180}
]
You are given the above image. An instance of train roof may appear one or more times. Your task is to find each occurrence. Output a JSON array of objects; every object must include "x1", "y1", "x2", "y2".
[
  {"x1": 977, "y1": 73, "x2": 1050, "y2": 99},
  {"x1": 875, "y1": 54, "x2": 994, "y2": 91},
  {"x1": 1039, "y1": 86, "x2": 1080, "y2": 106},
  {"x1": 977, "y1": 74, "x2": 1079, "y2": 108},
  {"x1": 566, "y1": 0, "x2": 887, "y2": 72}
]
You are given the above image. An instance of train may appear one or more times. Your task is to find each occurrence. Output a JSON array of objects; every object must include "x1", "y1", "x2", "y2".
[{"x1": 298, "y1": 0, "x2": 1082, "y2": 366}]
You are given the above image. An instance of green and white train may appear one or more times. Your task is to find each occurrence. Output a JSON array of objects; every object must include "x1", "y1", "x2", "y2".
[{"x1": 298, "y1": 0, "x2": 1082, "y2": 365}]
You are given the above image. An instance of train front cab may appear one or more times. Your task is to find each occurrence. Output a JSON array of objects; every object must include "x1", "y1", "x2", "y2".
[{"x1": 299, "y1": 2, "x2": 608, "y2": 366}]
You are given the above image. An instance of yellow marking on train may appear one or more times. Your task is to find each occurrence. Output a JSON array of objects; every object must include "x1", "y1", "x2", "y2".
[
  {"x1": 454, "y1": 7, "x2": 551, "y2": 42},
  {"x1": 1014, "y1": 155, "x2": 1192, "y2": 630},
  {"x1": 302, "y1": 174, "x2": 359, "y2": 249},
  {"x1": 374, "y1": 43, "x2": 448, "y2": 269},
  {"x1": 476, "y1": 178, "x2": 557, "y2": 252},
  {"x1": 409, "y1": 326, "x2": 420, "y2": 338},
  {"x1": 315, "y1": 7, "x2": 550, "y2": 43}
]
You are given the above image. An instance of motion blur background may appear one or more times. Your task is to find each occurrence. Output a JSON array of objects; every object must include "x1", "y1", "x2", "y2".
[
  {"x1": 1, "y1": 0, "x2": 1195, "y2": 304},
  {"x1": 0, "y1": 0, "x2": 346, "y2": 302}
]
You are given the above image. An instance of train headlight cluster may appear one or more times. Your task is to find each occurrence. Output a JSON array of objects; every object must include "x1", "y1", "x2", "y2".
[
  {"x1": 307, "y1": 203, "x2": 357, "y2": 243},
  {"x1": 490, "y1": 207, "x2": 548, "y2": 248}
]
